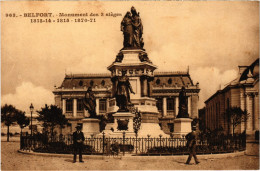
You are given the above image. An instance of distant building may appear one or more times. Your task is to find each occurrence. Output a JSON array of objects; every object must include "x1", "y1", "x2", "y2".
[
  {"x1": 205, "y1": 59, "x2": 259, "y2": 136},
  {"x1": 53, "y1": 70, "x2": 200, "y2": 134}
]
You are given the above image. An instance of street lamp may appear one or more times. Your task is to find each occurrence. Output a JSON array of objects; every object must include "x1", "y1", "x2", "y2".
[{"x1": 29, "y1": 103, "x2": 34, "y2": 136}]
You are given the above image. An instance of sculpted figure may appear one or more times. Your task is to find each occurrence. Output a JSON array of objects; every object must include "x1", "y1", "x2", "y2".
[
  {"x1": 121, "y1": 11, "x2": 134, "y2": 48},
  {"x1": 83, "y1": 87, "x2": 97, "y2": 118},
  {"x1": 115, "y1": 70, "x2": 135, "y2": 112},
  {"x1": 177, "y1": 86, "x2": 189, "y2": 118},
  {"x1": 131, "y1": 7, "x2": 144, "y2": 48},
  {"x1": 120, "y1": 7, "x2": 144, "y2": 49}
]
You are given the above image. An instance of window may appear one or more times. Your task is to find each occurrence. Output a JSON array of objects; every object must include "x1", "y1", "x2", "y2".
[
  {"x1": 227, "y1": 98, "x2": 230, "y2": 110},
  {"x1": 101, "y1": 80, "x2": 105, "y2": 86},
  {"x1": 99, "y1": 99, "x2": 107, "y2": 113},
  {"x1": 66, "y1": 99, "x2": 73, "y2": 112},
  {"x1": 168, "y1": 78, "x2": 172, "y2": 85},
  {"x1": 156, "y1": 98, "x2": 162, "y2": 111},
  {"x1": 79, "y1": 80, "x2": 83, "y2": 86},
  {"x1": 156, "y1": 79, "x2": 160, "y2": 85},
  {"x1": 90, "y1": 80, "x2": 94, "y2": 86},
  {"x1": 77, "y1": 99, "x2": 84, "y2": 112},
  {"x1": 167, "y1": 98, "x2": 174, "y2": 111}
]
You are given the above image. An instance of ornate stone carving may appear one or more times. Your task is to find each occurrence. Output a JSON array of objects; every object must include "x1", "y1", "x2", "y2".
[{"x1": 117, "y1": 119, "x2": 129, "y2": 131}]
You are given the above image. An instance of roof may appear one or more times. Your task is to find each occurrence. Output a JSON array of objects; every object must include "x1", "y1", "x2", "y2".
[
  {"x1": 239, "y1": 58, "x2": 259, "y2": 81},
  {"x1": 59, "y1": 71, "x2": 194, "y2": 89},
  {"x1": 205, "y1": 58, "x2": 259, "y2": 104}
]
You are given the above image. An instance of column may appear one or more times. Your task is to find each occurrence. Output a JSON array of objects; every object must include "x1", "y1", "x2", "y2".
[
  {"x1": 188, "y1": 96, "x2": 191, "y2": 117},
  {"x1": 163, "y1": 97, "x2": 167, "y2": 117},
  {"x1": 96, "y1": 98, "x2": 99, "y2": 115},
  {"x1": 106, "y1": 98, "x2": 110, "y2": 112},
  {"x1": 246, "y1": 94, "x2": 252, "y2": 131},
  {"x1": 240, "y1": 89, "x2": 245, "y2": 133},
  {"x1": 253, "y1": 94, "x2": 258, "y2": 130},
  {"x1": 62, "y1": 99, "x2": 66, "y2": 114},
  {"x1": 73, "y1": 98, "x2": 77, "y2": 117},
  {"x1": 175, "y1": 97, "x2": 179, "y2": 117}
]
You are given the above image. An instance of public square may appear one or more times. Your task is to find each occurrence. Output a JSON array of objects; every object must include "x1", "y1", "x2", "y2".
[{"x1": 1, "y1": 138, "x2": 259, "y2": 170}]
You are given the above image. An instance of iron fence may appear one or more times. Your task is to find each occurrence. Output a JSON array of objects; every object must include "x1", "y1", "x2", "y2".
[{"x1": 20, "y1": 132, "x2": 246, "y2": 156}]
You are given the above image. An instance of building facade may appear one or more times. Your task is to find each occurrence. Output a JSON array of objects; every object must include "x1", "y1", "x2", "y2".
[
  {"x1": 204, "y1": 59, "x2": 259, "y2": 136},
  {"x1": 53, "y1": 70, "x2": 200, "y2": 134}
]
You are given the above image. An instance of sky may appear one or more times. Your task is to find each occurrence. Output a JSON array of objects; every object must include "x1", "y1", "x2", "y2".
[{"x1": 1, "y1": 1, "x2": 259, "y2": 113}]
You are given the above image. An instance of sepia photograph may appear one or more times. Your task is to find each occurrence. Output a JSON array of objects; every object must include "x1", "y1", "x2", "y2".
[{"x1": 1, "y1": 1, "x2": 259, "y2": 170}]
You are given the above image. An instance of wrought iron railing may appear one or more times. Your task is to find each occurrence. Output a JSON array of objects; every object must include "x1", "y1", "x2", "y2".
[{"x1": 20, "y1": 132, "x2": 246, "y2": 156}]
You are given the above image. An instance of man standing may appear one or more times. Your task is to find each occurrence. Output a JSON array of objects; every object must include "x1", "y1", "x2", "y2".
[
  {"x1": 73, "y1": 125, "x2": 85, "y2": 163},
  {"x1": 185, "y1": 126, "x2": 200, "y2": 165}
]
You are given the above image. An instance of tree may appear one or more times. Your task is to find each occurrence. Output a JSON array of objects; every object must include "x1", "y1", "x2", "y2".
[
  {"x1": 1, "y1": 104, "x2": 19, "y2": 142},
  {"x1": 57, "y1": 113, "x2": 68, "y2": 135},
  {"x1": 37, "y1": 104, "x2": 68, "y2": 140},
  {"x1": 16, "y1": 110, "x2": 30, "y2": 135},
  {"x1": 224, "y1": 107, "x2": 249, "y2": 135}
]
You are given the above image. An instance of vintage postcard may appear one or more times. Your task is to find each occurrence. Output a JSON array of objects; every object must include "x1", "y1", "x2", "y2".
[{"x1": 1, "y1": 1, "x2": 259, "y2": 170}]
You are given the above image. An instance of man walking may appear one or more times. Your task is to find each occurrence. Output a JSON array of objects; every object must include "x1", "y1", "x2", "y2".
[
  {"x1": 185, "y1": 126, "x2": 200, "y2": 165},
  {"x1": 73, "y1": 125, "x2": 85, "y2": 163}
]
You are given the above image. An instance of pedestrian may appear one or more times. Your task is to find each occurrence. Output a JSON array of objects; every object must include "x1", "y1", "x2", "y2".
[
  {"x1": 185, "y1": 126, "x2": 200, "y2": 165},
  {"x1": 73, "y1": 125, "x2": 85, "y2": 163}
]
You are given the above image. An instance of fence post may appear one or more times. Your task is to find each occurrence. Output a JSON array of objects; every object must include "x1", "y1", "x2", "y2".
[
  {"x1": 123, "y1": 131, "x2": 125, "y2": 156},
  {"x1": 147, "y1": 134, "x2": 150, "y2": 155},
  {"x1": 20, "y1": 133, "x2": 22, "y2": 150},
  {"x1": 135, "y1": 133, "x2": 138, "y2": 155},
  {"x1": 159, "y1": 134, "x2": 162, "y2": 156},
  {"x1": 102, "y1": 132, "x2": 105, "y2": 155}
]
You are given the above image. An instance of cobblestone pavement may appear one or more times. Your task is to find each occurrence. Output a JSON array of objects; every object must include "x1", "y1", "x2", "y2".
[{"x1": 1, "y1": 140, "x2": 259, "y2": 170}]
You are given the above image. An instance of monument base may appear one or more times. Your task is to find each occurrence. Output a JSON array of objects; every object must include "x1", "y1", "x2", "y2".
[
  {"x1": 173, "y1": 118, "x2": 192, "y2": 138},
  {"x1": 82, "y1": 118, "x2": 100, "y2": 137},
  {"x1": 137, "y1": 123, "x2": 169, "y2": 138},
  {"x1": 99, "y1": 112, "x2": 135, "y2": 138}
]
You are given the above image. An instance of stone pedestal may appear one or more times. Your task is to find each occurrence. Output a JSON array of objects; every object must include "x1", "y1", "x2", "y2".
[
  {"x1": 113, "y1": 112, "x2": 135, "y2": 133},
  {"x1": 82, "y1": 118, "x2": 100, "y2": 137},
  {"x1": 101, "y1": 112, "x2": 135, "y2": 137},
  {"x1": 173, "y1": 118, "x2": 192, "y2": 138}
]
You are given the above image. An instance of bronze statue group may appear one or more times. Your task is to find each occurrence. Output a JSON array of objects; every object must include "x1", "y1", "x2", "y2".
[{"x1": 121, "y1": 6, "x2": 144, "y2": 49}]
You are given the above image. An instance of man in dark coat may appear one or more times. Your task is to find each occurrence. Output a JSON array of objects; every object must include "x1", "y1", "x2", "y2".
[
  {"x1": 185, "y1": 126, "x2": 200, "y2": 165},
  {"x1": 73, "y1": 125, "x2": 85, "y2": 163}
]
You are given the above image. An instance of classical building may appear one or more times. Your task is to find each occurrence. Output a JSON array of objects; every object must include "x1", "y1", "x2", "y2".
[
  {"x1": 53, "y1": 70, "x2": 200, "y2": 135},
  {"x1": 204, "y1": 59, "x2": 259, "y2": 136}
]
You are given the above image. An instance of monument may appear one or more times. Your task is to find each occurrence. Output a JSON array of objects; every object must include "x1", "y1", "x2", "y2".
[
  {"x1": 173, "y1": 86, "x2": 192, "y2": 137},
  {"x1": 105, "y1": 7, "x2": 168, "y2": 138},
  {"x1": 81, "y1": 87, "x2": 100, "y2": 137}
]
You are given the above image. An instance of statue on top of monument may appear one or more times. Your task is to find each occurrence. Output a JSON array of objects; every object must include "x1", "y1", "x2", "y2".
[
  {"x1": 176, "y1": 86, "x2": 189, "y2": 118},
  {"x1": 121, "y1": 7, "x2": 144, "y2": 49},
  {"x1": 115, "y1": 70, "x2": 135, "y2": 112},
  {"x1": 83, "y1": 87, "x2": 97, "y2": 118}
]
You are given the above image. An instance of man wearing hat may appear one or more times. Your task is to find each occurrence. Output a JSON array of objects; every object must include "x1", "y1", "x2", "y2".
[
  {"x1": 73, "y1": 125, "x2": 85, "y2": 163},
  {"x1": 185, "y1": 125, "x2": 200, "y2": 165}
]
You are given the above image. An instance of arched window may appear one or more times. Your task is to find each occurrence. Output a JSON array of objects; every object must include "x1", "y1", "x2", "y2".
[
  {"x1": 90, "y1": 80, "x2": 94, "y2": 86},
  {"x1": 168, "y1": 78, "x2": 172, "y2": 85},
  {"x1": 156, "y1": 79, "x2": 160, "y2": 85},
  {"x1": 101, "y1": 80, "x2": 105, "y2": 86},
  {"x1": 79, "y1": 80, "x2": 83, "y2": 86}
]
